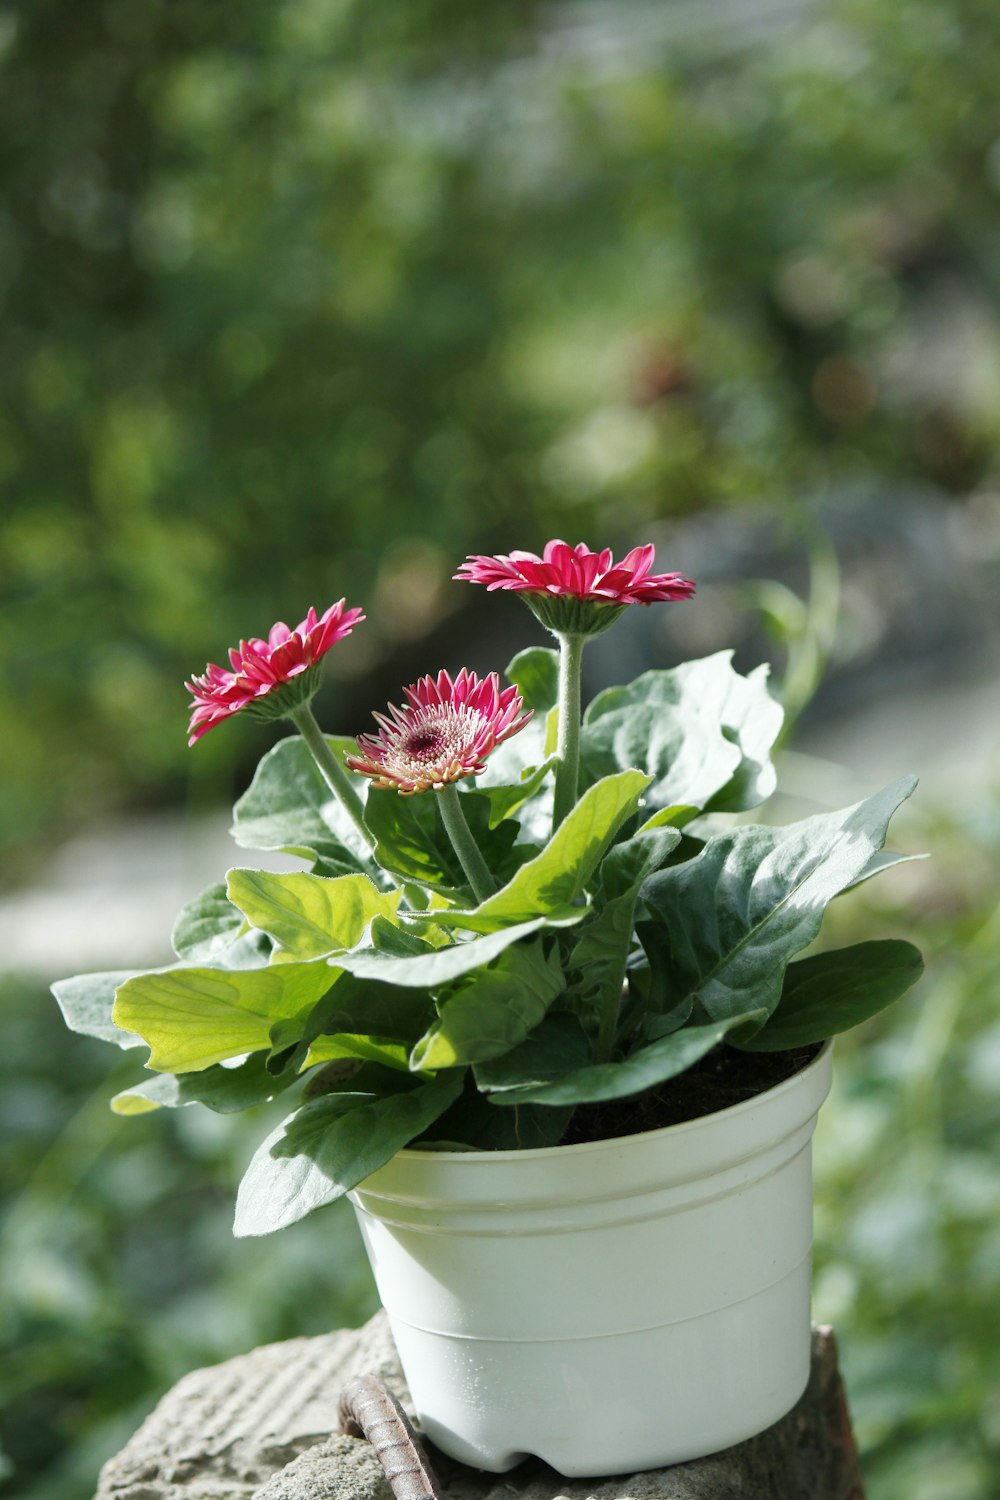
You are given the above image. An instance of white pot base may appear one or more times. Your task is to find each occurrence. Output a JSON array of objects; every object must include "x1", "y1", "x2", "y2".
[
  {"x1": 394, "y1": 1262, "x2": 813, "y2": 1475},
  {"x1": 351, "y1": 1043, "x2": 832, "y2": 1477}
]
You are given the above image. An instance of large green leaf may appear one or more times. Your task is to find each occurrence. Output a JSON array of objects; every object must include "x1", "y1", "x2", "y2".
[
  {"x1": 504, "y1": 645, "x2": 559, "y2": 711},
  {"x1": 568, "y1": 885, "x2": 641, "y2": 1053},
  {"x1": 226, "y1": 870, "x2": 401, "y2": 959},
  {"x1": 364, "y1": 786, "x2": 520, "y2": 895},
  {"x1": 272, "y1": 971, "x2": 438, "y2": 1054},
  {"x1": 111, "y1": 1052, "x2": 294, "y2": 1115},
  {"x1": 736, "y1": 940, "x2": 924, "y2": 1051},
  {"x1": 171, "y1": 883, "x2": 245, "y2": 962},
  {"x1": 233, "y1": 1071, "x2": 464, "y2": 1236},
  {"x1": 232, "y1": 735, "x2": 372, "y2": 875},
  {"x1": 475, "y1": 1010, "x2": 593, "y2": 1092},
  {"x1": 113, "y1": 960, "x2": 338, "y2": 1072},
  {"x1": 482, "y1": 1012, "x2": 765, "y2": 1106},
  {"x1": 427, "y1": 770, "x2": 651, "y2": 933},
  {"x1": 411, "y1": 941, "x2": 564, "y2": 1069},
  {"x1": 478, "y1": 756, "x2": 555, "y2": 829},
  {"x1": 333, "y1": 918, "x2": 555, "y2": 987},
  {"x1": 581, "y1": 652, "x2": 783, "y2": 814},
  {"x1": 51, "y1": 971, "x2": 146, "y2": 1049},
  {"x1": 641, "y1": 777, "x2": 917, "y2": 1024}
]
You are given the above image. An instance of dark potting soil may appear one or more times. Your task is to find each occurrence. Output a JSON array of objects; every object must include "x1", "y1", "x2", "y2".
[{"x1": 559, "y1": 1042, "x2": 823, "y2": 1147}]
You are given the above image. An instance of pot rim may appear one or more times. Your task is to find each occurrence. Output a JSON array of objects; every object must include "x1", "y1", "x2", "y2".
[{"x1": 394, "y1": 1037, "x2": 833, "y2": 1166}]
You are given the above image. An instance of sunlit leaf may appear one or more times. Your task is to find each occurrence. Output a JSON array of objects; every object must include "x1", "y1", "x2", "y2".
[
  {"x1": 427, "y1": 769, "x2": 651, "y2": 933},
  {"x1": 113, "y1": 960, "x2": 338, "y2": 1072},
  {"x1": 641, "y1": 777, "x2": 917, "y2": 1024},
  {"x1": 226, "y1": 869, "x2": 401, "y2": 958},
  {"x1": 233, "y1": 1071, "x2": 464, "y2": 1236},
  {"x1": 411, "y1": 940, "x2": 564, "y2": 1069}
]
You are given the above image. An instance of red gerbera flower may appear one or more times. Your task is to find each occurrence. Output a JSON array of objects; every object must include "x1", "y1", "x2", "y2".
[
  {"x1": 185, "y1": 601, "x2": 364, "y2": 744},
  {"x1": 455, "y1": 540, "x2": 695, "y2": 635},
  {"x1": 346, "y1": 668, "x2": 531, "y2": 795}
]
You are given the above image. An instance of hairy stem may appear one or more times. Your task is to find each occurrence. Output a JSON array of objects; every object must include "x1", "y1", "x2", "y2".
[
  {"x1": 552, "y1": 631, "x2": 585, "y2": 831},
  {"x1": 289, "y1": 702, "x2": 375, "y2": 854},
  {"x1": 437, "y1": 783, "x2": 496, "y2": 904}
]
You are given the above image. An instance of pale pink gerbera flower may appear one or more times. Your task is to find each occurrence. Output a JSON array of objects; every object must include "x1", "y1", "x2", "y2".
[
  {"x1": 185, "y1": 601, "x2": 364, "y2": 744},
  {"x1": 346, "y1": 669, "x2": 531, "y2": 795},
  {"x1": 455, "y1": 539, "x2": 695, "y2": 636}
]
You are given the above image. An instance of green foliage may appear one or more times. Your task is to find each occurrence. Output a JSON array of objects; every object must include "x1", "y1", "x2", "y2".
[
  {"x1": 112, "y1": 961, "x2": 338, "y2": 1071},
  {"x1": 232, "y1": 738, "x2": 372, "y2": 876},
  {"x1": 582, "y1": 653, "x2": 784, "y2": 814},
  {"x1": 225, "y1": 870, "x2": 400, "y2": 959},
  {"x1": 57, "y1": 644, "x2": 921, "y2": 1242},
  {"x1": 232, "y1": 1071, "x2": 464, "y2": 1238},
  {"x1": 477, "y1": 1012, "x2": 766, "y2": 1107},
  {"x1": 640, "y1": 778, "x2": 917, "y2": 1026},
  {"x1": 737, "y1": 940, "x2": 925, "y2": 1052}
]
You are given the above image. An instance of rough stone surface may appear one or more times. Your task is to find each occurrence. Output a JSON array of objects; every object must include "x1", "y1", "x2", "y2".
[
  {"x1": 93, "y1": 1317, "x2": 403, "y2": 1500},
  {"x1": 93, "y1": 1313, "x2": 864, "y2": 1500}
]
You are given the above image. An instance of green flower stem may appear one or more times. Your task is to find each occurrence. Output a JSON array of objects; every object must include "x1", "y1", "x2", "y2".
[
  {"x1": 289, "y1": 702, "x2": 375, "y2": 854},
  {"x1": 438, "y1": 783, "x2": 496, "y2": 904},
  {"x1": 552, "y1": 631, "x2": 585, "y2": 830}
]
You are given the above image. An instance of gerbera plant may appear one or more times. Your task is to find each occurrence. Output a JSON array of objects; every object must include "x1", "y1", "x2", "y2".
[{"x1": 53, "y1": 541, "x2": 923, "y2": 1237}]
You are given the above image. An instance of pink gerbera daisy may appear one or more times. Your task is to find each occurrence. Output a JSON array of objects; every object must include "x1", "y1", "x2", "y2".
[
  {"x1": 346, "y1": 668, "x2": 531, "y2": 795},
  {"x1": 455, "y1": 540, "x2": 695, "y2": 636},
  {"x1": 185, "y1": 601, "x2": 364, "y2": 744}
]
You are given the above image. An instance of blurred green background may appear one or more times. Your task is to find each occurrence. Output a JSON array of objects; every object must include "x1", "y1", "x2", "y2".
[{"x1": 2, "y1": 0, "x2": 999, "y2": 1495}]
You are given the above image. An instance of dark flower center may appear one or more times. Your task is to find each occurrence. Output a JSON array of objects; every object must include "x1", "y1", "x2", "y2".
[{"x1": 403, "y1": 725, "x2": 447, "y2": 760}]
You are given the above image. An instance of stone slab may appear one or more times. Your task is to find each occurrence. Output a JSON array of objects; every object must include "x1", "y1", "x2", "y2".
[{"x1": 93, "y1": 1312, "x2": 864, "y2": 1500}]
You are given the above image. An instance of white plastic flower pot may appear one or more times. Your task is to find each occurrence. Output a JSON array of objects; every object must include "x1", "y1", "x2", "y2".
[{"x1": 349, "y1": 1042, "x2": 833, "y2": 1478}]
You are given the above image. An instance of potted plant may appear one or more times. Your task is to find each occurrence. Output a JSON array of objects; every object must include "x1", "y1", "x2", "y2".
[{"x1": 53, "y1": 541, "x2": 923, "y2": 1477}]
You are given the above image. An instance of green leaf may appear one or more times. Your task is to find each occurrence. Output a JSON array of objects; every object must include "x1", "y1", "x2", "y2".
[
  {"x1": 634, "y1": 920, "x2": 695, "y2": 1036},
  {"x1": 334, "y1": 919, "x2": 555, "y2": 987},
  {"x1": 475, "y1": 1010, "x2": 593, "y2": 1092},
  {"x1": 226, "y1": 870, "x2": 401, "y2": 959},
  {"x1": 641, "y1": 777, "x2": 918, "y2": 1025},
  {"x1": 568, "y1": 885, "x2": 640, "y2": 1051},
  {"x1": 369, "y1": 916, "x2": 437, "y2": 956},
  {"x1": 233, "y1": 1071, "x2": 464, "y2": 1236},
  {"x1": 113, "y1": 960, "x2": 338, "y2": 1072},
  {"x1": 600, "y1": 825, "x2": 682, "y2": 899},
  {"x1": 478, "y1": 756, "x2": 555, "y2": 829},
  {"x1": 736, "y1": 940, "x2": 924, "y2": 1051},
  {"x1": 232, "y1": 735, "x2": 371, "y2": 875},
  {"x1": 364, "y1": 786, "x2": 519, "y2": 895},
  {"x1": 111, "y1": 1052, "x2": 294, "y2": 1115},
  {"x1": 51, "y1": 971, "x2": 146, "y2": 1049},
  {"x1": 305, "y1": 1034, "x2": 412, "y2": 1070},
  {"x1": 505, "y1": 645, "x2": 560, "y2": 711},
  {"x1": 429, "y1": 769, "x2": 651, "y2": 933},
  {"x1": 581, "y1": 652, "x2": 783, "y2": 815},
  {"x1": 484, "y1": 1012, "x2": 765, "y2": 1106},
  {"x1": 171, "y1": 883, "x2": 245, "y2": 962},
  {"x1": 271, "y1": 972, "x2": 436, "y2": 1054},
  {"x1": 411, "y1": 941, "x2": 565, "y2": 1069},
  {"x1": 475, "y1": 648, "x2": 559, "y2": 807},
  {"x1": 637, "y1": 805, "x2": 698, "y2": 832}
]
